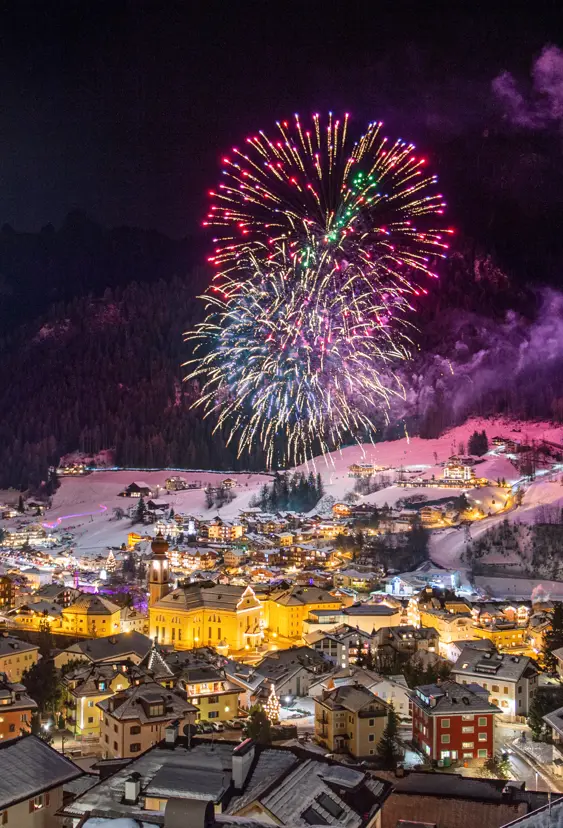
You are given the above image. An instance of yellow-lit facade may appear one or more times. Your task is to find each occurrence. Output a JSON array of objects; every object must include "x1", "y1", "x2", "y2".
[
  {"x1": 472, "y1": 625, "x2": 527, "y2": 648},
  {"x1": 315, "y1": 690, "x2": 388, "y2": 758},
  {"x1": 207, "y1": 522, "x2": 244, "y2": 542},
  {"x1": 0, "y1": 641, "x2": 39, "y2": 682},
  {"x1": 150, "y1": 584, "x2": 263, "y2": 652},
  {"x1": 65, "y1": 671, "x2": 133, "y2": 738},
  {"x1": 61, "y1": 599, "x2": 122, "y2": 638},
  {"x1": 183, "y1": 676, "x2": 242, "y2": 723},
  {"x1": 263, "y1": 588, "x2": 342, "y2": 640}
]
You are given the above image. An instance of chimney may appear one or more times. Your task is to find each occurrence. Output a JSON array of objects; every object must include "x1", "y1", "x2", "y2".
[
  {"x1": 165, "y1": 719, "x2": 179, "y2": 748},
  {"x1": 124, "y1": 772, "x2": 142, "y2": 804},
  {"x1": 232, "y1": 739, "x2": 255, "y2": 791},
  {"x1": 165, "y1": 798, "x2": 214, "y2": 828}
]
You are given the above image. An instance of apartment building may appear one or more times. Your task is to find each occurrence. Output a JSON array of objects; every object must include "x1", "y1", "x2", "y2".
[
  {"x1": 315, "y1": 682, "x2": 389, "y2": 759},
  {"x1": 452, "y1": 647, "x2": 538, "y2": 718}
]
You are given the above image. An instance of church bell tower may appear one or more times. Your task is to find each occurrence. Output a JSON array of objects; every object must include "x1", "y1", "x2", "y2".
[{"x1": 148, "y1": 532, "x2": 170, "y2": 606}]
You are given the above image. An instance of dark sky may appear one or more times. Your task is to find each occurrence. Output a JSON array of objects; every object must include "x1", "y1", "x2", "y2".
[{"x1": 0, "y1": 1, "x2": 562, "y2": 239}]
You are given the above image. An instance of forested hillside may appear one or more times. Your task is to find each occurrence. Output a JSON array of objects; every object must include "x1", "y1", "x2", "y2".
[{"x1": 1, "y1": 217, "x2": 563, "y2": 493}]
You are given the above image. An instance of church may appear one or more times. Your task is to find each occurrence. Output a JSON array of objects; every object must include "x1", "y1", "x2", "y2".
[{"x1": 147, "y1": 534, "x2": 263, "y2": 654}]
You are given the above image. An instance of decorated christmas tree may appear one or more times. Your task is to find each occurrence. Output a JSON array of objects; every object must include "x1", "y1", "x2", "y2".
[{"x1": 265, "y1": 683, "x2": 280, "y2": 723}]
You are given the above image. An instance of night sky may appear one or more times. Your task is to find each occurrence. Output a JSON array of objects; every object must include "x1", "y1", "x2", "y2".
[{"x1": 1, "y1": 1, "x2": 562, "y2": 245}]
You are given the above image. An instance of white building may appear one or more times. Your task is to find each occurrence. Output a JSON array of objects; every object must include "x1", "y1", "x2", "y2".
[
  {"x1": 452, "y1": 647, "x2": 538, "y2": 718},
  {"x1": 443, "y1": 457, "x2": 475, "y2": 482}
]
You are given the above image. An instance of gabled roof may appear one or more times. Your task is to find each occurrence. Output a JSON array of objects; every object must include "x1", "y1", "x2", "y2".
[
  {"x1": 98, "y1": 681, "x2": 196, "y2": 724},
  {"x1": 0, "y1": 634, "x2": 38, "y2": 656},
  {"x1": 319, "y1": 683, "x2": 388, "y2": 714},
  {"x1": 452, "y1": 646, "x2": 534, "y2": 682},
  {"x1": 139, "y1": 644, "x2": 175, "y2": 680},
  {"x1": 410, "y1": 680, "x2": 502, "y2": 716},
  {"x1": 63, "y1": 631, "x2": 153, "y2": 663},
  {"x1": 64, "y1": 594, "x2": 121, "y2": 615},
  {"x1": 152, "y1": 582, "x2": 258, "y2": 612},
  {"x1": 0, "y1": 735, "x2": 82, "y2": 810}
]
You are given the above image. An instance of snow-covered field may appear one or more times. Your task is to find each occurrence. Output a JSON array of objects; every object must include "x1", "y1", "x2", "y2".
[{"x1": 8, "y1": 416, "x2": 563, "y2": 565}]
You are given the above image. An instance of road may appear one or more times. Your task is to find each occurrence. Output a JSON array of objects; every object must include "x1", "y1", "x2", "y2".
[{"x1": 495, "y1": 723, "x2": 559, "y2": 793}]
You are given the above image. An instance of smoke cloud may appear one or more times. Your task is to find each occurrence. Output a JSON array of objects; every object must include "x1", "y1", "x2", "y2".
[
  {"x1": 400, "y1": 288, "x2": 563, "y2": 423},
  {"x1": 493, "y1": 45, "x2": 563, "y2": 129}
]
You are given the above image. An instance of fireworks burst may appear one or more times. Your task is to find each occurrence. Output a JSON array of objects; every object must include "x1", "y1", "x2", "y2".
[
  {"x1": 185, "y1": 246, "x2": 409, "y2": 467},
  {"x1": 186, "y1": 114, "x2": 450, "y2": 467},
  {"x1": 205, "y1": 113, "x2": 452, "y2": 298}
]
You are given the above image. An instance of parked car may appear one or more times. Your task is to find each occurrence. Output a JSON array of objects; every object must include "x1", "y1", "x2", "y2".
[
  {"x1": 199, "y1": 720, "x2": 214, "y2": 733},
  {"x1": 211, "y1": 721, "x2": 224, "y2": 732}
]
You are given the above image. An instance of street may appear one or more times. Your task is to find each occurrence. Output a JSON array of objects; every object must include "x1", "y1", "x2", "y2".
[{"x1": 495, "y1": 723, "x2": 559, "y2": 793}]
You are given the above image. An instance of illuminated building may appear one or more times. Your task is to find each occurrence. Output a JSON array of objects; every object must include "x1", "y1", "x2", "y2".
[
  {"x1": 263, "y1": 586, "x2": 341, "y2": 640},
  {"x1": 452, "y1": 647, "x2": 538, "y2": 718},
  {"x1": 0, "y1": 636, "x2": 39, "y2": 682},
  {"x1": 177, "y1": 665, "x2": 243, "y2": 723},
  {"x1": 442, "y1": 457, "x2": 476, "y2": 482},
  {"x1": 410, "y1": 680, "x2": 500, "y2": 762},
  {"x1": 315, "y1": 683, "x2": 389, "y2": 758},
  {"x1": 61, "y1": 594, "x2": 122, "y2": 638},
  {"x1": 98, "y1": 682, "x2": 196, "y2": 759},
  {"x1": 0, "y1": 679, "x2": 37, "y2": 740},
  {"x1": 148, "y1": 533, "x2": 171, "y2": 606},
  {"x1": 150, "y1": 581, "x2": 263, "y2": 653}
]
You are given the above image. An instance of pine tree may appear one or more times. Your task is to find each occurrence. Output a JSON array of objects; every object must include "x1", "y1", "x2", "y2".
[
  {"x1": 376, "y1": 707, "x2": 401, "y2": 768},
  {"x1": 543, "y1": 601, "x2": 563, "y2": 671},
  {"x1": 17, "y1": 494, "x2": 25, "y2": 514},
  {"x1": 134, "y1": 496, "x2": 146, "y2": 524},
  {"x1": 244, "y1": 703, "x2": 272, "y2": 744}
]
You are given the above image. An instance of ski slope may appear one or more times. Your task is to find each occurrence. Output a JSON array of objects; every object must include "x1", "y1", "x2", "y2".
[{"x1": 29, "y1": 416, "x2": 563, "y2": 559}]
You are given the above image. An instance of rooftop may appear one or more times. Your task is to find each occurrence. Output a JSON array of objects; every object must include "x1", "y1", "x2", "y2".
[
  {"x1": 410, "y1": 680, "x2": 502, "y2": 716},
  {"x1": 0, "y1": 735, "x2": 82, "y2": 810},
  {"x1": 452, "y1": 647, "x2": 535, "y2": 682},
  {"x1": 63, "y1": 631, "x2": 153, "y2": 664}
]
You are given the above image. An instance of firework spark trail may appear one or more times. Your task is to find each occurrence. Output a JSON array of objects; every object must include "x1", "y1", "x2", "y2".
[
  {"x1": 204, "y1": 114, "x2": 452, "y2": 300},
  {"x1": 188, "y1": 114, "x2": 450, "y2": 467},
  {"x1": 185, "y1": 247, "x2": 412, "y2": 467}
]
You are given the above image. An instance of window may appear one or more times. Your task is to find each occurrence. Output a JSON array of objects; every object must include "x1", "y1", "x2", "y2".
[
  {"x1": 503, "y1": 687, "x2": 509, "y2": 694},
  {"x1": 114, "y1": 724, "x2": 118, "y2": 733},
  {"x1": 88, "y1": 701, "x2": 94, "y2": 708},
  {"x1": 8, "y1": 725, "x2": 14, "y2": 734},
  {"x1": 208, "y1": 711, "x2": 219, "y2": 719},
  {"x1": 441, "y1": 734, "x2": 450, "y2": 743},
  {"x1": 88, "y1": 717, "x2": 94, "y2": 724},
  {"x1": 478, "y1": 717, "x2": 487, "y2": 726},
  {"x1": 130, "y1": 725, "x2": 141, "y2": 735},
  {"x1": 461, "y1": 715, "x2": 474, "y2": 721},
  {"x1": 113, "y1": 741, "x2": 118, "y2": 750},
  {"x1": 130, "y1": 743, "x2": 141, "y2": 753},
  {"x1": 441, "y1": 719, "x2": 450, "y2": 728},
  {"x1": 492, "y1": 685, "x2": 499, "y2": 693},
  {"x1": 28, "y1": 794, "x2": 48, "y2": 813},
  {"x1": 1, "y1": 811, "x2": 6, "y2": 825},
  {"x1": 462, "y1": 742, "x2": 474, "y2": 749},
  {"x1": 368, "y1": 734, "x2": 375, "y2": 742},
  {"x1": 218, "y1": 628, "x2": 221, "y2": 640},
  {"x1": 369, "y1": 748, "x2": 374, "y2": 755},
  {"x1": 478, "y1": 733, "x2": 487, "y2": 742},
  {"x1": 369, "y1": 718, "x2": 375, "y2": 726},
  {"x1": 478, "y1": 749, "x2": 488, "y2": 758},
  {"x1": 104, "y1": 734, "x2": 108, "y2": 742},
  {"x1": 208, "y1": 695, "x2": 219, "y2": 704}
]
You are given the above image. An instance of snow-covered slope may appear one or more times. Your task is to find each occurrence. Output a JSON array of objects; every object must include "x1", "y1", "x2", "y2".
[{"x1": 38, "y1": 416, "x2": 563, "y2": 558}]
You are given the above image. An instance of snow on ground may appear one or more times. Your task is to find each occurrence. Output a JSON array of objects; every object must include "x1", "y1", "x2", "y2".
[
  {"x1": 29, "y1": 416, "x2": 563, "y2": 560},
  {"x1": 45, "y1": 469, "x2": 273, "y2": 556}
]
